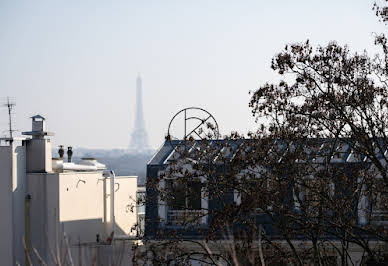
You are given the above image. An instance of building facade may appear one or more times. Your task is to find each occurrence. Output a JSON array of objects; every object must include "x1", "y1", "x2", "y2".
[
  {"x1": 145, "y1": 139, "x2": 388, "y2": 265},
  {"x1": 0, "y1": 115, "x2": 140, "y2": 265}
]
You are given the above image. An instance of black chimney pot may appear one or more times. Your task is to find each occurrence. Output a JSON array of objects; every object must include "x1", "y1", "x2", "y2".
[
  {"x1": 67, "y1": 146, "x2": 73, "y2": 162},
  {"x1": 58, "y1": 145, "x2": 64, "y2": 159}
]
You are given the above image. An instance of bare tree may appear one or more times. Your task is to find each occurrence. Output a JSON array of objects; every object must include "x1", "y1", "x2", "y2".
[{"x1": 140, "y1": 3, "x2": 388, "y2": 266}]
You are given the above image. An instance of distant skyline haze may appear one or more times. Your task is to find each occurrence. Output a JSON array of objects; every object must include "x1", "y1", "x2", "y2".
[{"x1": 0, "y1": 0, "x2": 384, "y2": 149}]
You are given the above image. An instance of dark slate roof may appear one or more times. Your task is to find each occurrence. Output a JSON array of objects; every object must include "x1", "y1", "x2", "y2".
[
  {"x1": 148, "y1": 140, "x2": 233, "y2": 165},
  {"x1": 147, "y1": 138, "x2": 387, "y2": 167},
  {"x1": 148, "y1": 141, "x2": 175, "y2": 165},
  {"x1": 30, "y1": 114, "x2": 45, "y2": 120}
]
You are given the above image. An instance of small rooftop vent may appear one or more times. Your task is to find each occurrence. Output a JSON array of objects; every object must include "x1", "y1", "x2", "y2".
[
  {"x1": 22, "y1": 114, "x2": 54, "y2": 139},
  {"x1": 31, "y1": 115, "x2": 46, "y2": 132}
]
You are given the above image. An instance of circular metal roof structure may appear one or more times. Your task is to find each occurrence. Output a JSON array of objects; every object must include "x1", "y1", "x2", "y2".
[{"x1": 166, "y1": 107, "x2": 220, "y2": 143}]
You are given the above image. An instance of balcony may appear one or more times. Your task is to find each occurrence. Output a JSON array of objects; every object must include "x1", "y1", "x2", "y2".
[{"x1": 167, "y1": 210, "x2": 204, "y2": 226}]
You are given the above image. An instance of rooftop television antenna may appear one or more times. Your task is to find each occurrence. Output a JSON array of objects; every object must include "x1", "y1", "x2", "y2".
[{"x1": 3, "y1": 97, "x2": 16, "y2": 139}]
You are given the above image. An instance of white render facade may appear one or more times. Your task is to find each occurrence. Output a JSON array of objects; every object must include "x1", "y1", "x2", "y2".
[{"x1": 0, "y1": 116, "x2": 139, "y2": 265}]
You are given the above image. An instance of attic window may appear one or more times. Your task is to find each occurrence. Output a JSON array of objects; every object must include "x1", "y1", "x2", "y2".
[
  {"x1": 167, "y1": 180, "x2": 204, "y2": 225},
  {"x1": 169, "y1": 181, "x2": 202, "y2": 210}
]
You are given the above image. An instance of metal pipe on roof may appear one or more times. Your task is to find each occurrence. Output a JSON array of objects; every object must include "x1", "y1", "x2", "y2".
[
  {"x1": 109, "y1": 170, "x2": 116, "y2": 242},
  {"x1": 52, "y1": 160, "x2": 98, "y2": 171}
]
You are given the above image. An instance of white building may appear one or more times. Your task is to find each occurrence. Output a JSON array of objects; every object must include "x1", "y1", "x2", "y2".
[{"x1": 0, "y1": 115, "x2": 140, "y2": 265}]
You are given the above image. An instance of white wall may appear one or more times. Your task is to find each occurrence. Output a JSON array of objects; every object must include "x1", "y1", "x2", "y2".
[
  {"x1": 26, "y1": 138, "x2": 52, "y2": 173},
  {"x1": 109, "y1": 176, "x2": 138, "y2": 236},
  {"x1": 12, "y1": 143, "x2": 26, "y2": 266},
  {"x1": 27, "y1": 171, "x2": 139, "y2": 264},
  {"x1": 0, "y1": 141, "x2": 27, "y2": 266},
  {"x1": 0, "y1": 145, "x2": 14, "y2": 266},
  {"x1": 59, "y1": 172, "x2": 107, "y2": 244},
  {"x1": 27, "y1": 173, "x2": 59, "y2": 265}
]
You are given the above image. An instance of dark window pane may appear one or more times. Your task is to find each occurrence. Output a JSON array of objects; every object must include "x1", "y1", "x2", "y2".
[
  {"x1": 172, "y1": 183, "x2": 186, "y2": 210},
  {"x1": 188, "y1": 181, "x2": 202, "y2": 210}
]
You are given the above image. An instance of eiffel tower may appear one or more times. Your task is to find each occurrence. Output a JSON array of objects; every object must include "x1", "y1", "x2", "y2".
[{"x1": 129, "y1": 75, "x2": 150, "y2": 153}]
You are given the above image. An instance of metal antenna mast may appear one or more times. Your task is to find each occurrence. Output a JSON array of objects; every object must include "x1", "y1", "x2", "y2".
[{"x1": 3, "y1": 97, "x2": 16, "y2": 139}]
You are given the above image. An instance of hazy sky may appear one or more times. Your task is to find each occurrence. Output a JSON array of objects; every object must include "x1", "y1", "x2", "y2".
[{"x1": 0, "y1": 0, "x2": 385, "y2": 149}]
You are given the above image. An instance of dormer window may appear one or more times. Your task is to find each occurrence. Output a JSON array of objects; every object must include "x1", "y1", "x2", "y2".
[{"x1": 166, "y1": 180, "x2": 206, "y2": 226}]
